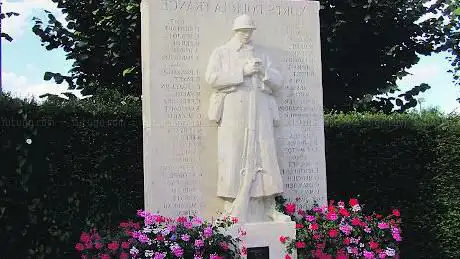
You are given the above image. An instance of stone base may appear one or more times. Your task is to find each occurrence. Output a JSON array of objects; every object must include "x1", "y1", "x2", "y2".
[{"x1": 226, "y1": 221, "x2": 297, "y2": 259}]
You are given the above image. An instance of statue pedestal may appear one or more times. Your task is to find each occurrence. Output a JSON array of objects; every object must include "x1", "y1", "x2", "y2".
[{"x1": 226, "y1": 221, "x2": 297, "y2": 259}]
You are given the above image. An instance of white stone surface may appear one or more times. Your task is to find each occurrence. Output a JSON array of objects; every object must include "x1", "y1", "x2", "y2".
[
  {"x1": 141, "y1": 0, "x2": 327, "y2": 219},
  {"x1": 226, "y1": 221, "x2": 297, "y2": 259}
]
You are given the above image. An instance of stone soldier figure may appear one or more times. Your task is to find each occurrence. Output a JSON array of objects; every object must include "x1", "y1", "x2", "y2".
[{"x1": 205, "y1": 15, "x2": 290, "y2": 222}]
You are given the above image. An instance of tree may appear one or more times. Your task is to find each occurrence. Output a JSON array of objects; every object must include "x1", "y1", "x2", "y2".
[
  {"x1": 425, "y1": 0, "x2": 460, "y2": 102},
  {"x1": 1, "y1": 2, "x2": 19, "y2": 42},
  {"x1": 33, "y1": 0, "x2": 442, "y2": 112}
]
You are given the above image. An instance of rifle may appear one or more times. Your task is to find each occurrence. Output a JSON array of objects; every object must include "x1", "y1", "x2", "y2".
[{"x1": 227, "y1": 64, "x2": 264, "y2": 223}]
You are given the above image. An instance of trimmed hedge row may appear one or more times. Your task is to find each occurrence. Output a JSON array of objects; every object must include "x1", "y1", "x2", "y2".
[{"x1": 1, "y1": 94, "x2": 459, "y2": 258}]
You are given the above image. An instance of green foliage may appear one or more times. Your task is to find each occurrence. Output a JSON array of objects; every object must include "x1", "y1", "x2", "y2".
[
  {"x1": 0, "y1": 6, "x2": 20, "y2": 42},
  {"x1": 426, "y1": 0, "x2": 460, "y2": 96},
  {"x1": 32, "y1": 0, "x2": 439, "y2": 111},
  {"x1": 1, "y1": 95, "x2": 459, "y2": 258}
]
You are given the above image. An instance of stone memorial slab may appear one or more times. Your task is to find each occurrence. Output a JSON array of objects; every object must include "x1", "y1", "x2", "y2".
[{"x1": 141, "y1": 0, "x2": 327, "y2": 219}]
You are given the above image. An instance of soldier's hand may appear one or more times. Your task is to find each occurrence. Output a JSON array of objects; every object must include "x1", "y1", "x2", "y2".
[{"x1": 243, "y1": 61, "x2": 258, "y2": 76}]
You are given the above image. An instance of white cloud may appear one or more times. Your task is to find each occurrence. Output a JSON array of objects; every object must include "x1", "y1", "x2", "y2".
[
  {"x1": 3, "y1": 71, "x2": 83, "y2": 103},
  {"x1": 2, "y1": 0, "x2": 67, "y2": 41}
]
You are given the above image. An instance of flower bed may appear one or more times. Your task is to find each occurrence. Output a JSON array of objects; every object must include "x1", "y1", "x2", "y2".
[
  {"x1": 75, "y1": 199, "x2": 401, "y2": 258},
  {"x1": 75, "y1": 210, "x2": 243, "y2": 259},
  {"x1": 280, "y1": 199, "x2": 402, "y2": 259}
]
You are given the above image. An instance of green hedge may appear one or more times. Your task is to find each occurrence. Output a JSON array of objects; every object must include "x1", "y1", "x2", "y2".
[{"x1": 1, "y1": 94, "x2": 459, "y2": 258}]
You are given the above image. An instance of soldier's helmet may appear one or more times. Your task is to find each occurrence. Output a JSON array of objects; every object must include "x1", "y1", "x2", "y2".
[{"x1": 232, "y1": 14, "x2": 256, "y2": 31}]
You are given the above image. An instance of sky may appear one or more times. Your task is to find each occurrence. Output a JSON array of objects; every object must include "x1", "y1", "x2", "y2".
[{"x1": 2, "y1": 0, "x2": 460, "y2": 114}]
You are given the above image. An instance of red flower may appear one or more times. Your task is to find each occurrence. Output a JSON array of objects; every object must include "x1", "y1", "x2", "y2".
[
  {"x1": 120, "y1": 252, "x2": 129, "y2": 259},
  {"x1": 75, "y1": 243, "x2": 85, "y2": 251},
  {"x1": 156, "y1": 235, "x2": 165, "y2": 241},
  {"x1": 310, "y1": 223, "x2": 319, "y2": 231},
  {"x1": 295, "y1": 223, "x2": 304, "y2": 229},
  {"x1": 295, "y1": 241, "x2": 307, "y2": 248},
  {"x1": 176, "y1": 216, "x2": 187, "y2": 223},
  {"x1": 298, "y1": 209, "x2": 306, "y2": 216},
  {"x1": 328, "y1": 205, "x2": 335, "y2": 212},
  {"x1": 349, "y1": 198, "x2": 359, "y2": 207},
  {"x1": 351, "y1": 217, "x2": 361, "y2": 226},
  {"x1": 219, "y1": 242, "x2": 229, "y2": 251},
  {"x1": 343, "y1": 238, "x2": 351, "y2": 245},
  {"x1": 95, "y1": 242, "x2": 103, "y2": 249},
  {"x1": 313, "y1": 234, "x2": 321, "y2": 240},
  {"x1": 121, "y1": 242, "x2": 130, "y2": 249},
  {"x1": 107, "y1": 241, "x2": 119, "y2": 251},
  {"x1": 100, "y1": 254, "x2": 110, "y2": 259},
  {"x1": 285, "y1": 254, "x2": 292, "y2": 259},
  {"x1": 392, "y1": 209, "x2": 401, "y2": 217},
  {"x1": 279, "y1": 236, "x2": 288, "y2": 244},
  {"x1": 284, "y1": 203, "x2": 296, "y2": 215},
  {"x1": 369, "y1": 241, "x2": 380, "y2": 250},
  {"x1": 84, "y1": 242, "x2": 93, "y2": 249},
  {"x1": 328, "y1": 229, "x2": 339, "y2": 238},
  {"x1": 119, "y1": 222, "x2": 129, "y2": 228},
  {"x1": 80, "y1": 232, "x2": 91, "y2": 243},
  {"x1": 339, "y1": 208, "x2": 350, "y2": 217}
]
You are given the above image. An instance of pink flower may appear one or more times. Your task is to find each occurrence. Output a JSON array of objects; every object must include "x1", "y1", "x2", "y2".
[
  {"x1": 295, "y1": 223, "x2": 304, "y2": 229},
  {"x1": 181, "y1": 234, "x2": 190, "y2": 241},
  {"x1": 154, "y1": 252, "x2": 167, "y2": 259},
  {"x1": 392, "y1": 209, "x2": 400, "y2": 217},
  {"x1": 100, "y1": 254, "x2": 110, "y2": 259},
  {"x1": 306, "y1": 215, "x2": 316, "y2": 222},
  {"x1": 378, "y1": 222, "x2": 390, "y2": 229},
  {"x1": 184, "y1": 221, "x2": 193, "y2": 229},
  {"x1": 285, "y1": 254, "x2": 292, "y2": 259},
  {"x1": 80, "y1": 232, "x2": 91, "y2": 243},
  {"x1": 203, "y1": 226, "x2": 213, "y2": 238},
  {"x1": 75, "y1": 243, "x2": 85, "y2": 251},
  {"x1": 363, "y1": 250, "x2": 375, "y2": 258},
  {"x1": 120, "y1": 252, "x2": 129, "y2": 259},
  {"x1": 192, "y1": 217, "x2": 203, "y2": 225},
  {"x1": 339, "y1": 224, "x2": 352, "y2": 235},
  {"x1": 107, "y1": 241, "x2": 119, "y2": 251},
  {"x1": 327, "y1": 212, "x2": 338, "y2": 221},
  {"x1": 210, "y1": 254, "x2": 222, "y2": 259},
  {"x1": 338, "y1": 201, "x2": 345, "y2": 208},
  {"x1": 392, "y1": 233, "x2": 402, "y2": 242},
  {"x1": 138, "y1": 233, "x2": 149, "y2": 243},
  {"x1": 84, "y1": 242, "x2": 92, "y2": 249},
  {"x1": 95, "y1": 242, "x2": 103, "y2": 249},
  {"x1": 195, "y1": 239, "x2": 205, "y2": 248},
  {"x1": 231, "y1": 217, "x2": 239, "y2": 224},
  {"x1": 284, "y1": 203, "x2": 296, "y2": 215},
  {"x1": 171, "y1": 245, "x2": 184, "y2": 257}
]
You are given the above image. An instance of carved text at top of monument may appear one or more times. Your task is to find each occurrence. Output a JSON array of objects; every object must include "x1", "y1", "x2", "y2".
[{"x1": 159, "y1": 0, "x2": 309, "y2": 16}]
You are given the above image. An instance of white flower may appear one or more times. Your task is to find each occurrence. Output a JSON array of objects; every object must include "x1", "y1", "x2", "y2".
[
  {"x1": 359, "y1": 243, "x2": 365, "y2": 248},
  {"x1": 145, "y1": 250, "x2": 154, "y2": 257},
  {"x1": 385, "y1": 247, "x2": 396, "y2": 257},
  {"x1": 26, "y1": 138, "x2": 32, "y2": 144},
  {"x1": 143, "y1": 226, "x2": 153, "y2": 233},
  {"x1": 352, "y1": 205, "x2": 361, "y2": 212},
  {"x1": 130, "y1": 246, "x2": 139, "y2": 255}
]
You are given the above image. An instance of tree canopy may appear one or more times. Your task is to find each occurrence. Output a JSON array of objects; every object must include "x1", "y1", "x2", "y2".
[{"x1": 32, "y1": 0, "x2": 457, "y2": 112}]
